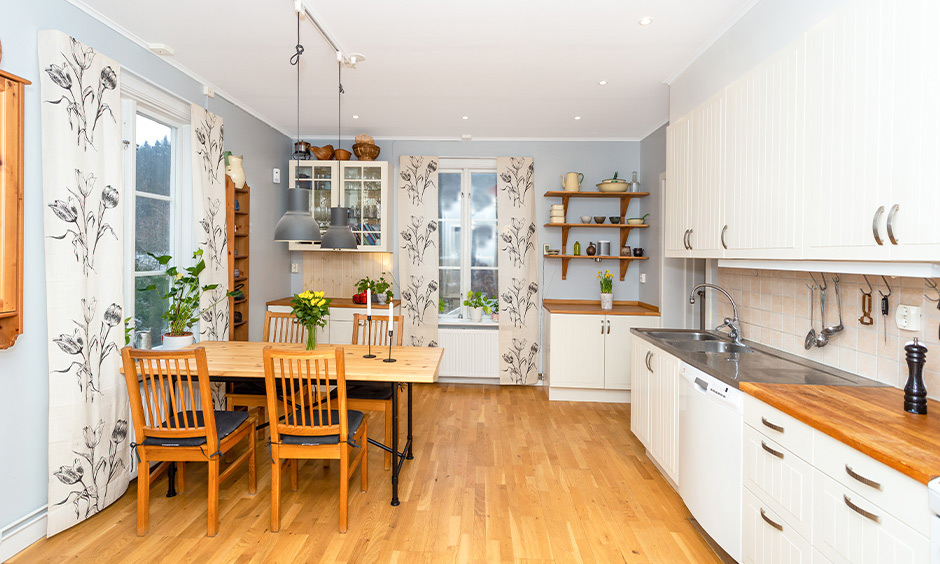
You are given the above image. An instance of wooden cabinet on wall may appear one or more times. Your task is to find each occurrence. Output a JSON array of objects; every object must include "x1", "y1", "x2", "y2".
[
  {"x1": 0, "y1": 69, "x2": 29, "y2": 349},
  {"x1": 227, "y1": 176, "x2": 250, "y2": 341}
]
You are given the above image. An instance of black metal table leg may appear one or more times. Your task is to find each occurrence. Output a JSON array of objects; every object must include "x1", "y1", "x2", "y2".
[
  {"x1": 166, "y1": 462, "x2": 177, "y2": 498},
  {"x1": 391, "y1": 380, "x2": 400, "y2": 506},
  {"x1": 406, "y1": 383, "x2": 414, "y2": 460}
]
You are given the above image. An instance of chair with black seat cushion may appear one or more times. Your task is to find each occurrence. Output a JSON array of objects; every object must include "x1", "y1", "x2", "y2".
[
  {"x1": 121, "y1": 346, "x2": 256, "y2": 537},
  {"x1": 264, "y1": 346, "x2": 367, "y2": 533},
  {"x1": 348, "y1": 313, "x2": 404, "y2": 470}
]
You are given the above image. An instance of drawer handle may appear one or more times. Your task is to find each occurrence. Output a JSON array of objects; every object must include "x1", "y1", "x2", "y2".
[
  {"x1": 845, "y1": 465, "x2": 883, "y2": 491},
  {"x1": 761, "y1": 441, "x2": 784, "y2": 459},
  {"x1": 760, "y1": 508, "x2": 784, "y2": 531},
  {"x1": 761, "y1": 417, "x2": 784, "y2": 433},
  {"x1": 844, "y1": 494, "x2": 881, "y2": 523}
]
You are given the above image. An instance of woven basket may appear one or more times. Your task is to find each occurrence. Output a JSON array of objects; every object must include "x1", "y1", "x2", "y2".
[{"x1": 353, "y1": 143, "x2": 380, "y2": 161}]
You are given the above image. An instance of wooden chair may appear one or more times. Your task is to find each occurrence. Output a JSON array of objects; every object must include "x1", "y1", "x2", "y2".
[
  {"x1": 227, "y1": 311, "x2": 307, "y2": 435},
  {"x1": 121, "y1": 346, "x2": 257, "y2": 537},
  {"x1": 264, "y1": 347, "x2": 367, "y2": 533},
  {"x1": 348, "y1": 313, "x2": 404, "y2": 470}
]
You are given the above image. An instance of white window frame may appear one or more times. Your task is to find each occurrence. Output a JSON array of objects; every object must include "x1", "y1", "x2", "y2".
[
  {"x1": 438, "y1": 157, "x2": 498, "y2": 319},
  {"x1": 121, "y1": 74, "x2": 192, "y2": 340}
]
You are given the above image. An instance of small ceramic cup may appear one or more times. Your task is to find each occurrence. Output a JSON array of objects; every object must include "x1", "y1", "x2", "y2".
[{"x1": 632, "y1": 247, "x2": 644, "y2": 257}]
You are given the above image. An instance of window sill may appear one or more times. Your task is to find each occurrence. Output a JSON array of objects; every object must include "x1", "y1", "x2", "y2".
[{"x1": 438, "y1": 317, "x2": 499, "y2": 328}]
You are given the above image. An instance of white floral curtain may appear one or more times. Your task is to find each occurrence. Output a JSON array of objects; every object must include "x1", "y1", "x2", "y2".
[
  {"x1": 39, "y1": 31, "x2": 130, "y2": 535},
  {"x1": 496, "y1": 157, "x2": 539, "y2": 384},
  {"x1": 397, "y1": 156, "x2": 439, "y2": 347}
]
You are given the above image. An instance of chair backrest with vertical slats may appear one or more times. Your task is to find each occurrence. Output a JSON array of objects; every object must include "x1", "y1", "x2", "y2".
[
  {"x1": 263, "y1": 311, "x2": 307, "y2": 344},
  {"x1": 351, "y1": 313, "x2": 404, "y2": 347},
  {"x1": 120, "y1": 346, "x2": 218, "y2": 446},
  {"x1": 263, "y1": 347, "x2": 349, "y2": 441}
]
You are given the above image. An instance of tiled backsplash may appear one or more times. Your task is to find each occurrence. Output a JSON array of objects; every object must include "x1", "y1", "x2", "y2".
[{"x1": 716, "y1": 268, "x2": 940, "y2": 399}]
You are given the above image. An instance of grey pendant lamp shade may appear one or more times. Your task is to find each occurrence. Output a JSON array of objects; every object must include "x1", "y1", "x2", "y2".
[
  {"x1": 274, "y1": 188, "x2": 321, "y2": 242},
  {"x1": 320, "y1": 207, "x2": 358, "y2": 249}
]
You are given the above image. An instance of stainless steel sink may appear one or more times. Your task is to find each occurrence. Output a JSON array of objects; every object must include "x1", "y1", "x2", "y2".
[
  {"x1": 671, "y1": 340, "x2": 752, "y2": 354},
  {"x1": 640, "y1": 330, "x2": 723, "y2": 342}
]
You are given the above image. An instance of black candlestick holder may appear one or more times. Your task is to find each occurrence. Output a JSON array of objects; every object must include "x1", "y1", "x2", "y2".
[
  {"x1": 383, "y1": 328, "x2": 396, "y2": 363},
  {"x1": 363, "y1": 315, "x2": 376, "y2": 358},
  {"x1": 904, "y1": 338, "x2": 928, "y2": 415}
]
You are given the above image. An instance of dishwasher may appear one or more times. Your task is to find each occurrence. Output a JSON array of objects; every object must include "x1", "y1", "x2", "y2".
[{"x1": 678, "y1": 362, "x2": 743, "y2": 563}]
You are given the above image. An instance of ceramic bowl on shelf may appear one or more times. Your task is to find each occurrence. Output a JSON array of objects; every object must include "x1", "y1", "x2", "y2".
[
  {"x1": 594, "y1": 216, "x2": 607, "y2": 224},
  {"x1": 596, "y1": 180, "x2": 629, "y2": 192},
  {"x1": 609, "y1": 216, "x2": 621, "y2": 224},
  {"x1": 626, "y1": 218, "x2": 644, "y2": 225},
  {"x1": 580, "y1": 215, "x2": 593, "y2": 224}
]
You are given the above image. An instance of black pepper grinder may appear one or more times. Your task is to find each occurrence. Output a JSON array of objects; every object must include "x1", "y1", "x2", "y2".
[{"x1": 904, "y1": 338, "x2": 928, "y2": 415}]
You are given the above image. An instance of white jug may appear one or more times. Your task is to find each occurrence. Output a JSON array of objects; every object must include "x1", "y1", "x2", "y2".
[{"x1": 561, "y1": 172, "x2": 584, "y2": 192}]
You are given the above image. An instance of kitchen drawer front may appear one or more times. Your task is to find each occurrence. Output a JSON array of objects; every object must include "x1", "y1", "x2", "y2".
[
  {"x1": 743, "y1": 487, "x2": 814, "y2": 564},
  {"x1": 743, "y1": 425, "x2": 814, "y2": 539},
  {"x1": 813, "y1": 470, "x2": 929, "y2": 564},
  {"x1": 813, "y1": 430, "x2": 929, "y2": 537},
  {"x1": 744, "y1": 394, "x2": 815, "y2": 463}
]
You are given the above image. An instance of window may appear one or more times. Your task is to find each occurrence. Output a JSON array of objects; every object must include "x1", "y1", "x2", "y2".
[
  {"x1": 122, "y1": 78, "x2": 190, "y2": 346},
  {"x1": 438, "y1": 158, "x2": 498, "y2": 316}
]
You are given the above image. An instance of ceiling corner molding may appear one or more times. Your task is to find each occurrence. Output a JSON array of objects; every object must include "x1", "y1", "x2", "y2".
[
  {"x1": 662, "y1": 0, "x2": 761, "y2": 86},
  {"x1": 300, "y1": 134, "x2": 644, "y2": 143},
  {"x1": 64, "y1": 0, "x2": 292, "y2": 138},
  {"x1": 638, "y1": 118, "x2": 670, "y2": 142}
]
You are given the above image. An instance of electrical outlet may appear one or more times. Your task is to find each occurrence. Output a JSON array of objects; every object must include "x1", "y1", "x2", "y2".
[
  {"x1": 640, "y1": 273, "x2": 646, "y2": 284},
  {"x1": 273, "y1": 168, "x2": 281, "y2": 184},
  {"x1": 290, "y1": 262, "x2": 299, "y2": 274},
  {"x1": 896, "y1": 304, "x2": 921, "y2": 331}
]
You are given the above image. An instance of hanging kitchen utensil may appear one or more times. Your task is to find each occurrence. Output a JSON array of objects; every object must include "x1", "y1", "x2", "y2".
[
  {"x1": 805, "y1": 284, "x2": 817, "y2": 350},
  {"x1": 859, "y1": 275, "x2": 874, "y2": 326},
  {"x1": 810, "y1": 273, "x2": 829, "y2": 347},
  {"x1": 822, "y1": 275, "x2": 844, "y2": 337},
  {"x1": 879, "y1": 276, "x2": 892, "y2": 344}
]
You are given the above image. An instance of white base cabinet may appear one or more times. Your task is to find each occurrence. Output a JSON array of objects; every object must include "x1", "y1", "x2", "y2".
[
  {"x1": 630, "y1": 337, "x2": 679, "y2": 486},
  {"x1": 267, "y1": 303, "x2": 400, "y2": 345}
]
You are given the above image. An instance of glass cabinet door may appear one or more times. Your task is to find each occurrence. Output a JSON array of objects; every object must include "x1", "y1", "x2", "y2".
[
  {"x1": 341, "y1": 162, "x2": 386, "y2": 249},
  {"x1": 290, "y1": 161, "x2": 337, "y2": 233}
]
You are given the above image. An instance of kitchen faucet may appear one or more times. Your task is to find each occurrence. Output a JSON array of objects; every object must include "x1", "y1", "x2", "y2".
[{"x1": 689, "y1": 283, "x2": 743, "y2": 345}]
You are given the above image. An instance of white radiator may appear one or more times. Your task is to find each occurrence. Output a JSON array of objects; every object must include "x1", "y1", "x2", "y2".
[{"x1": 438, "y1": 327, "x2": 499, "y2": 380}]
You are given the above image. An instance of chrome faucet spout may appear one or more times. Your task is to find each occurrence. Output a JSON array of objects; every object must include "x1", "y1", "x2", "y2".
[{"x1": 689, "y1": 283, "x2": 743, "y2": 344}]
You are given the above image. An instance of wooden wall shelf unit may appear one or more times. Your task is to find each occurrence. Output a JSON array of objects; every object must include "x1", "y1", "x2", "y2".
[
  {"x1": 543, "y1": 190, "x2": 650, "y2": 281},
  {"x1": 0, "y1": 69, "x2": 30, "y2": 349},
  {"x1": 227, "y1": 175, "x2": 250, "y2": 341}
]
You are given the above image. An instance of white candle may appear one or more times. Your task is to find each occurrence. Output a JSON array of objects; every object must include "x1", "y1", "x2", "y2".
[
  {"x1": 366, "y1": 289, "x2": 371, "y2": 316},
  {"x1": 388, "y1": 301, "x2": 393, "y2": 327}
]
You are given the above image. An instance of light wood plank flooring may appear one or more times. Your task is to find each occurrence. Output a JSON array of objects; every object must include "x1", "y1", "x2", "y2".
[{"x1": 10, "y1": 384, "x2": 720, "y2": 563}]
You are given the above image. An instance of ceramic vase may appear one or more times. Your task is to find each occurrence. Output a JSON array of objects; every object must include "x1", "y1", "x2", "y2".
[
  {"x1": 376, "y1": 294, "x2": 387, "y2": 305},
  {"x1": 227, "y1": 155, "x2": 246, "y2": 189},
  {"x1": 305, "y1": 324, "x2": 317, "y2": 350},
  {"x1": 600, "y1": 293, "x2": 614, "y2": 310},
  {"x1": 469, "y1": 307, "x2": 483, "y2": 322},
  {"x1": 162, "y1": 333, "x2": 195, "y2": 350}
]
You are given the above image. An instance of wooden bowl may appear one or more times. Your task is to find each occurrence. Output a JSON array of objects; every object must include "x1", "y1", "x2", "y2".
[
  {"x1": 333, "y1": 148, "x2": 352, "y2": 161},
  {"x1": 353, "y1": 143, "x2": 380, "y2": 161},
  {"x1": 312, "y1": 145, "x2": 333, "y2": 160}
]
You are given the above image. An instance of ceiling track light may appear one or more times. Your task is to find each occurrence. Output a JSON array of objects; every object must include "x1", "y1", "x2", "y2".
[{"x1": 296, "y1": 0, "x2": 365, "y2": 66}]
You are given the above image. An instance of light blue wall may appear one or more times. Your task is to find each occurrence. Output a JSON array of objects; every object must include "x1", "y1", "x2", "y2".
[
  {"x1": 637, "y1": 124, "x2": 668, "y2": 307},
  {"x1": 0, "y1": 0, "x2": 291, "y2": 536}
]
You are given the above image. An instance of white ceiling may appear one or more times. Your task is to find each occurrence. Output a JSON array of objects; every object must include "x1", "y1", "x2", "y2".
[{"x1": 74, "y1": 0, "x2": 754, "y2": 140}]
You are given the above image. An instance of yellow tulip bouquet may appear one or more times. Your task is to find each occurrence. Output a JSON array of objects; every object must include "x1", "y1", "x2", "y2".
[
  {"x1": 290, "y1": 291, "x2": 332, "y2": 350},
  {"x1": 597, "y1": 269, "x2": 613, "y2": 294}
]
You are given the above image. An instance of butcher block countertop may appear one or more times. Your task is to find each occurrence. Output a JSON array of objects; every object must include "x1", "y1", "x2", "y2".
[
  {"x1": 267, "y1": 297, "x2": 401, "y2": 309},
  {"x1": 542, "y1": 299, "x2": 660, "y2": 316},
  {"x1": 741, "y1": 382, "x2": 940, "y2": 484}
]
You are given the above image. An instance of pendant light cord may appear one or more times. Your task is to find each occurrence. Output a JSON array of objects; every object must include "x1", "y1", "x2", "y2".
[
  {"x1": 290, "y1": 16, "x2": 304, "y2": 144},
  {"x1": 337, "y1": 60, "x2": 344, "y2": 151}
]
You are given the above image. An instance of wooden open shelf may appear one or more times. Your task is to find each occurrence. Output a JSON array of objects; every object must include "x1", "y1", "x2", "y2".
[
  {"x1": 544, "y1": 223, "x2": 649, "y2": 255},
  {"x1": 543, "y1": 254, "x2": 648, "y2": 281},
  {"x1": 544, "y1": 190, "x2": 649, "y2": 221},
  {"x1": 227, "y1": 175, "x2": 250, "y2": 341}
]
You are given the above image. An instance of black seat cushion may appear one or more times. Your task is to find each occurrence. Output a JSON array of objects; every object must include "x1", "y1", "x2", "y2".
[
  {"x1": 142, "y1": 410, "x2": 249, "y2": 447},
  {"x1": 230, "y1": 382, "x2": 266, "y2": 395},
  {"x1": 346, "y1": 382, "x2": 395, "y2": 401},
  {"x1": 279, "y1": 409, "x2": 364, "y2": 446}
]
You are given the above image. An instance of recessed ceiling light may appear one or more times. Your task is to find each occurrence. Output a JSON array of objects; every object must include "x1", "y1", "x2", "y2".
[
  {"x1": 352, "y1": 115, "x2": 359, "y2": 119},
  {"x1": 574, "y1": 116, "x2": 581, "y2": 120},
  {"x1": 598, "y1": 80, "x2": 608, "y2": 86},
  {"x1": 462, "y1": 115, "x2": 469, "y2": 120},
  {"x1": 638, "y1": 17, "x2": 653, "y2": 26}
]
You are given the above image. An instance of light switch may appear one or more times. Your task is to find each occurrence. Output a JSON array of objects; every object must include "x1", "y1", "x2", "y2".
[
  {"x1": 640, "y1": 273, "x2": 646, "y2": 284},
  {"x1": 273, "y1": 168, "x2": 281, "y2": 184},
  {"x1": 896, "y1": 304, "x2": 921, "y2": 332},
  {"x1": 290, "y1": 262, "x2": 300, "y2": 274}
]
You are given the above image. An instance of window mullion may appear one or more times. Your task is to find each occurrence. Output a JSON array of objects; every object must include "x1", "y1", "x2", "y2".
[{"x1": 461, "y1": 168, "x2": 472, "y2": 313}]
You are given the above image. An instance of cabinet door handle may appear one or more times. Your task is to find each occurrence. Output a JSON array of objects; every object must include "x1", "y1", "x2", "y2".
[
  {"x1": 845, "y1": 465, "x2": 883, "y2": 490},
  {"x1": 682, "y1": 229, "x2": 689, "y2": 250},
  {"x1": 844, "y1": 495, "x2": 881, "y2": 523},
  {"x1": 645, "y1": 351, "x2": 654, "y2": 373},
  {"x1": 606, "y1": 319, "x2": 611, "y2": 334},
  {"x1": 720, "y1": 225, "x2": 728, "y2": 249},
  {"x1": 687, "y1": 229, "x2": 693, "y2": 250},
  {"x1": 886, "y1": 204, "x2": 899, "y2": 245},
  {"x1": 761, "y1": 441, "x2": 784, "y2": 459},
  {"x1": 760, "y1": 508, "x2": 784, "y2": 531},
  {"x1": 872, "y1": 206, "x2": 885, "y2": 245},
  {"x1": 600, "y1": 319, "x2": 605, "y2": 334},
  {"x1": 761, "y1": 417, "x2": 784, "y2": 433}
]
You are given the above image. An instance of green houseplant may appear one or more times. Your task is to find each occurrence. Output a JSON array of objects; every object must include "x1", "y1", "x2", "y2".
[
  {"x1": 355, "y1": 273, "x2": 394, "y2": 303},
  {"x1": 463, "y1": 290, "x2": 492, "y2": 322}
]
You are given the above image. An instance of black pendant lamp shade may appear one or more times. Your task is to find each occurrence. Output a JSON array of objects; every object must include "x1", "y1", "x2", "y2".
[
  {"x1": 320, "y1": 207, "x2": 358, "y2": 249},
  {"x1": 274, "y1": 188, "x2": 321, "y2": 242}
]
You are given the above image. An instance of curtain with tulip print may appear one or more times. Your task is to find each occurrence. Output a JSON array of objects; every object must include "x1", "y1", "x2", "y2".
[
  {"x1": 39, "y1": 31, "x2": 130, "y2": 535},
  {"x1": 496, "y1": 157, "x2": 539, "y2": 384},
  {"x1": 397, "y1": 156, "x2": 439, "y2": 347}
]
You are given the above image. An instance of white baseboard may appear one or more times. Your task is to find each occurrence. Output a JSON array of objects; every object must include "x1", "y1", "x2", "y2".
[
  {"x1": 547, "y1": 387, "x2": 631, "y2": 403},
  {"x1": 0, "y1": 506, "x2": 47, "y2": 562}
]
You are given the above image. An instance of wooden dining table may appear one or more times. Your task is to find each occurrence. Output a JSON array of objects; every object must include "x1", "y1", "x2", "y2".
[{"x1": 181, "y1": 341, "x2": 443, "y2": 506}]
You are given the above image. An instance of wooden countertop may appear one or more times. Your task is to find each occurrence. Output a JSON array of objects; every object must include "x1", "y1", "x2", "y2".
[
  {"x1": 267, "y1": 297, "x2": 401, "y2": 309},
  {"x1": 740, "y1": 383, "x2": 940, "y2": 484},
  {"x1": 541, "y1": 299, "x2": 660, "y2": 316}
]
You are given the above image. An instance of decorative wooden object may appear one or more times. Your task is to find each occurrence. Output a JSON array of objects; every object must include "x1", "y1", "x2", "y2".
[
  {"x1": 0, "y1": 69, "x2": 30, "y2": 349},
  {"x1": 227, "y1": 175, "x2": 250, "y2": 341},
  {"x1": 542, "y1": 191, "x2": 649, "y2": 281}
]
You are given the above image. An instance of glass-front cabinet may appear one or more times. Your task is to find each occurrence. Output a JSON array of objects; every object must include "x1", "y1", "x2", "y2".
[{"x1": 287, "y1": 160, "x2": 389, "y2": 252}]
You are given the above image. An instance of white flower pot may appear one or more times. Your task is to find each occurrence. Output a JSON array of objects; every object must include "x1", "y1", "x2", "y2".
[
  {"x1": 162, "y1": 333, "x2": 195, "y2": 350},
  {"x1": 226, "y1": 155, "x2": 246, "y2": 189},
  {"x1": 469, "y1": 307, "x2": 483, "y2": 322},
  {"x1": 376, "y1": 294, "x2": 387, "y2": 305},
  {"x1": 600, "y1": 293, "x2": 614, "y2": 310}
]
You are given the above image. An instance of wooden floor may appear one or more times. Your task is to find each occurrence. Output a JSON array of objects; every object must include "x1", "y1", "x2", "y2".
[{"x1": 11, "y1": 384, "x2": 720, "y2": 564}]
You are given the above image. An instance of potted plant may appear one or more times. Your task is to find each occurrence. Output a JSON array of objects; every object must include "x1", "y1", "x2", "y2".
[
  {"x1": 463, "y1": 290, "x2": 490, "y2": 322},
  {"x1": 489, "y1": 298, "x2": 499, "y2": 322},
  {"x1": 145, "y1": 249, "x2": 233, "y2": 349},
  {"x1": 598, "y1": 269, "x2": 614, "y2": 310},
  {"x1": 290, "y1": 290, "x2": 331, "y2": 350},
  {"x1": 355, "y1": 273, "x2": 394, "y2": 304}
]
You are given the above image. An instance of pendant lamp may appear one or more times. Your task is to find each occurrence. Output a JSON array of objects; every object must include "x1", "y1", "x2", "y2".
[{"x1": 319, "y1": 207, "x2": 358, "y2": 249}]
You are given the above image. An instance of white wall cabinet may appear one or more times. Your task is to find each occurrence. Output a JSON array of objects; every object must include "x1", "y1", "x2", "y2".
[
  {"x1": 665, "y1": 115, "x2": 693, "y2": 257},
  {"x1": 545, "y1": 313, "x2": 660, "y2": 402},
  {"x1": 629, "y1": 336, "x2": 679, "y2": 486},
  {"x1": 688, "y1": 90, "x2": 725, "y2": 257}
]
